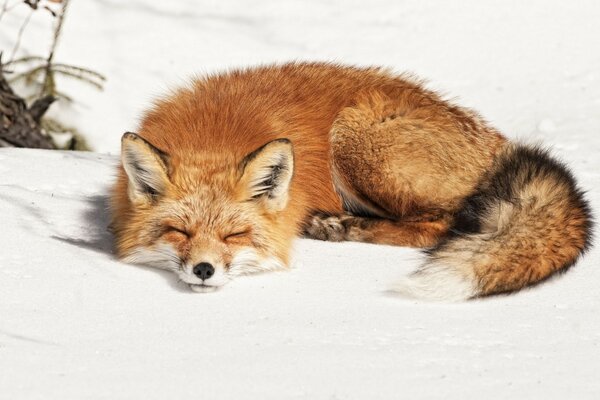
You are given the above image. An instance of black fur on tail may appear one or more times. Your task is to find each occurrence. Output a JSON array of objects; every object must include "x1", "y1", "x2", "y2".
[{"x1": 451, "y1": 144, "x2": 593, "y2": 251}]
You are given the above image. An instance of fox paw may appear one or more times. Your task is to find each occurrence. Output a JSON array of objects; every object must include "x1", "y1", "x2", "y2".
[{"x1": 303, "y1": 214, "x2": 348, "y2": 242}]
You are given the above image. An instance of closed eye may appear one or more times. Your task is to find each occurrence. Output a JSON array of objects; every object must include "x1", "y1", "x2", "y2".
[
  {"x1": 164, "y1": 226, "x2": 190, "y2": 238},
  {"x1": 223, "y1": 230, "x2": 250, "y2": 241}
]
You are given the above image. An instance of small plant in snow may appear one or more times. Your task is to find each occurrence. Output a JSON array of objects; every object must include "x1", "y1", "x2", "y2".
[{"x1": 0, "y1": 0, "x2": 105, "y2": 150}]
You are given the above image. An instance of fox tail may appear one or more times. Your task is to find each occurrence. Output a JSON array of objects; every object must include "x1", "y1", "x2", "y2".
[{"x1": 392, "y1": 144, "x2": 593, "y2": 301}]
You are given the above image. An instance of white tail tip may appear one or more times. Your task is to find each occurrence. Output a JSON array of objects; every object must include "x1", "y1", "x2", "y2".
[{"x1": 390, "y1": 262, "x2": 478, "y2": 302}]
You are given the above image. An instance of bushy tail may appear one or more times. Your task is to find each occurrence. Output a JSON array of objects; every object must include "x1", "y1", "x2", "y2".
[{"x1": 393, "y1": 144, "x2": 593, "y2": 301}]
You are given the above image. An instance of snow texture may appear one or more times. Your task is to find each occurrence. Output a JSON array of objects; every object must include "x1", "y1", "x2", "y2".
[{"x1": 1, "y1": 1, "x2": 600, "y2": 399}]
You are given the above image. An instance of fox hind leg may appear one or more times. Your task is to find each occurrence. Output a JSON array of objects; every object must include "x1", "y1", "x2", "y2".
[
  {"x1": 313, "y1": 90, "x2": 502, "y2": 249},
  {"x1": 303, "y1": 212, "x2": 450, "y2": 248}
]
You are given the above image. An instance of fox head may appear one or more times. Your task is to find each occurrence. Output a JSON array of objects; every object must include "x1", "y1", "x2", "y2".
[{"x1": 112, "y1": 132, "x2": 295, "y2": 292}]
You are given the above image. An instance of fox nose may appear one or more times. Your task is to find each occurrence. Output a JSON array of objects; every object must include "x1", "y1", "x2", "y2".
[{"x1": 193, "y1": 262, "x2": 215, "y2": 280}]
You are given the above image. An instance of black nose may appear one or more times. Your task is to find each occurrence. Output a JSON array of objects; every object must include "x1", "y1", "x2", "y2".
[{"x1": 193, "y1": 262, "x2": 215, "y2": 280}]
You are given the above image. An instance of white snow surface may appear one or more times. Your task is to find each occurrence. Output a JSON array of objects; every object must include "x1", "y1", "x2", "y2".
[{"x1": 1, "y1": 1, "x2": 600, "y2": 399}]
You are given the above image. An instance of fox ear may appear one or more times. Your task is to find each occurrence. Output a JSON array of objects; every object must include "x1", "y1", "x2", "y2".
[
  {"x1": 121, "y1": 132, "x2": 170, "y2": 203},
  {"x1": 238, "y1": 139, "x2": 294, "y2": 212}
]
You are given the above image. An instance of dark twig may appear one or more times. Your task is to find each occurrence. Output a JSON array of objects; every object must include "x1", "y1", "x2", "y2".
[
  {"x1": 29, "y1": 94, "x2": 55, "y2": 122},
  {"x1": 0, "y1": 53, "x2": 55, "y2": 148}
]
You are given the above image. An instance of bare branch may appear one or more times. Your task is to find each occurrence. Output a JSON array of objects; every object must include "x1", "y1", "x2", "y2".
[
  {"x1": 40, "y1": 0, "x2": 69, "y2": 96},
  {"x1": 9, "y1": 7, "x2": 34, "y2": 62},
  {"x1": 53, "y1": 63, "x2": 106, "y2": 81},
  {"x1": 4, "y1": 55, "x2": 47, "y2": 66}
]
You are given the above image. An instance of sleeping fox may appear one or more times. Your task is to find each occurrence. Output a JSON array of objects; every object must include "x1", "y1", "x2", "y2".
[{"x1": 110, "y1": 62, "x2": 592, "y2": 300}]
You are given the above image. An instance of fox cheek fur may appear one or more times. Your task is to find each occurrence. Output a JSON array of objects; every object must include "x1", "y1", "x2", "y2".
[{"x1": 110, "y1": 132, "x2": 295, "y2": 290}]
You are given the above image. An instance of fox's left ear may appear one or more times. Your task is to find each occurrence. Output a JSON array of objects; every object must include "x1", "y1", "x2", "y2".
[
  {"x1": 121, "y1": 132, "x2": 170, "y2": 204},
  {"x1": 238, "y1": 138, "x2": 294, "y2": 212}
]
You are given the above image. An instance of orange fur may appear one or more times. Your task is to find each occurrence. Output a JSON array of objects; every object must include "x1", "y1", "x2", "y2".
[{"x1": 110, "y1": 62, "x2": 592, "y2": 299}]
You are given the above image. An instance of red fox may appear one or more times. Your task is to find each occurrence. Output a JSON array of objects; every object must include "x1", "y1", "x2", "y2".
[{"x1": 110, "y1": 62, "x2": 592, "y2": 300}]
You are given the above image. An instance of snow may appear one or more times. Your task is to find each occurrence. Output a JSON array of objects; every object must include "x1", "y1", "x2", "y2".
[{"x1": 1, "y1": 1, "x2": 600, "y2": 399}]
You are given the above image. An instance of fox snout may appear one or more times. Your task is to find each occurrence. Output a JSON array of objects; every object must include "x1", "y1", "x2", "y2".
[
  {"x1": 178, "y1": 257, "x2": 231, "y2": 292},
  {"x1": 193, "y1": 262, "x2": 215, "y2": 280}
]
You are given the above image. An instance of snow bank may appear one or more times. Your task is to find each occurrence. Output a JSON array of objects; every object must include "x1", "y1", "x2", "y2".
[{"x1": 1, "y1": 149, "x2": 599, "y2": 399}]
